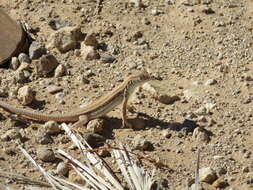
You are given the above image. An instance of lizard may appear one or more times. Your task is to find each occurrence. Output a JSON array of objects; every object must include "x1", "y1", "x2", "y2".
[{"x1": 0, "y1": 70, "x2": 155, "y2": 128}]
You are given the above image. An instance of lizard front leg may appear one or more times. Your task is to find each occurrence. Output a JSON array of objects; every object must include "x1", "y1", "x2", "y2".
[
  {"x1": 122, "y1": 89, "x2": 132, "y2": 128},
  {"x1": 71, "y1": 115, "x2": 89, "y2": 128}
]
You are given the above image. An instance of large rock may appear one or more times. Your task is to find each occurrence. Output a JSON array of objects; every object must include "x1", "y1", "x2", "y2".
[{"x1": 0, "y1": 9, "x2": 28, "y2": 64}]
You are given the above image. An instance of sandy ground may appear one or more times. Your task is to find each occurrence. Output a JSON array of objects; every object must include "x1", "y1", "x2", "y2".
[{"x1": 0, "y1": 0, "x2": 253, "y2": 189}]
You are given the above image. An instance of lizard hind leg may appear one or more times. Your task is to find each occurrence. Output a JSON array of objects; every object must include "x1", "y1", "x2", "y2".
[{"x1": 71, "y1": 115, "x2": 89, "y2": 128}]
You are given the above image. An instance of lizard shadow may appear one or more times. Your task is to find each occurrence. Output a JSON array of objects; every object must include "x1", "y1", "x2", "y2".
[
  {"x1": 140, "y1": 112, "x2": 213, "y2": 136},
  {"x1": 109, "y1": 112, "x2": 214, "y2": 136}
]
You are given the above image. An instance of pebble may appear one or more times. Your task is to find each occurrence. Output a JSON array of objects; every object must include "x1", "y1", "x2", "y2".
[
  {"x1": 43, "y1": 121, "x2": 62, "y2": 135},
  {"x1": 18, "y1": 53, "x2": 30, "y2": 63},
  {"x1": 192, "y1": 127, "x2": 210, "y2": 142},
  {"x1": 77, "y1": 75, "x2": 90, "y2": 84},
  {"x1": 161, "y1": 129, "x2": 172, "y2": 138},
  {"x1": 36, "y1": 131, "x2": 53, "y2": 144},
  {"x1": 205, "y1": 79, "x2": 217, "y2": 85},
  {"x1": 129, "y1": 0, "x2": 143, "y2": 7},
  {"x1": 212, "y1": 176, "x2": 229, "y2": 188},
  {"x1": 47, "y1": 26, "x2": 82, "y2": 53},
  {"x1": 142, "y1": 83, "x2": 180, "y2": 104},
  {"x1": 202, "y1": 7, "x2": 215, "y2": 14},
  {"x1": 151, "y1": 8, "x2": 161, "y2": 16},
  {"x1": 10, "y1": 57, "x2": 20, "y2": 70},
  {"x1": 87, "y1": 119, "x2": 105, "y2": 134},
  {"x1": 46, "y1": 85, "x2": 63, "y2": 94},
  {"x1": 142, "y1": 18, "x2": 151, "y2": 25},
  {"x1": 29, "y1": 41, "x2": 47, "y2": 60},
  {"x1": 37, "y1": 148, "x2": 56, "y2": 162},
  {"x1": 84, "y1": 33, "x2": 99, "y2": 48},
  {"x1": 100, "y1": 54, "x2": 116, "y2": 63},
  {"x1": 81, "y1": 45, "x2": 100, "y2": 60},
  {"x1": 54, "y1": 64, "x2": 67, "y2": 77},
  {"x1": 17, "y1": 85, "x2": 34, "y2": 105},
  {"x1": 56, "y1": 162, "x2": 69, "y2": 176},
  {"x1": 133, "y1": 135, "x2": 154, "y2": 151},
  {"x1": 14, "y1": 70, "x2": 27, "y2": 83},
  {"x1": 199, "y1": 167, "x2": 217, "y2": 184},
  {"x1": 34, "y1": 54, "x2": 59, "y2": 77},
  {"x1": 1, "y1": 129, "x2": 21, "y2": 141}
]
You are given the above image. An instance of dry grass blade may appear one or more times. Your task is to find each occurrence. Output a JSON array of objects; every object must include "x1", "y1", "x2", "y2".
[
  {"x1": 113, "y1": 143, "x2": 155, "y2": 190},
  {"x1": 19, "y1": 146, "x2": 73, "y2": 190},
  {"x1": 57, "y1": 149, "x2": 113, "y2": 190},
  {"x1": 195, "y1": 149, "x2": 200, "y2": 190},
  {"x1": 61, "y1": 123, "x2": 124, "y2": 190},
  {"x1": 0, "y1": 169, "x2": 50, "y2": 187}
]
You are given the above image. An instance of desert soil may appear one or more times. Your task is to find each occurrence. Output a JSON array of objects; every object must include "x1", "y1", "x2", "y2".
[{"x1": 0, "y1": 0, "x2": 253, "y2": 189}]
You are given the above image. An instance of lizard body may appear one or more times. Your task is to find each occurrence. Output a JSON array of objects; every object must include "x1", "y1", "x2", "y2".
[{"x1": 0, "y1": 70, "x2": 153, "y2": 127}]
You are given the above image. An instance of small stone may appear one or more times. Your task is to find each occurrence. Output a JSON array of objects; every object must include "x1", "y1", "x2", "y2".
[
  {"x1": 43, "y1": 121, "x2": 62, "y2": 135},
  {"x1": 212, "y1": 177, "x2": 229, "y2": 188},
  {"x1": 1, "y1": 129, "x2": 21, "y2": 141},
  {"x1": 14, "y1": 70, "x2": 27, "y2": 83},
  {"x1": 48, "y1": 19, "x2": 72, "y2": 30},
  {"x1": 205, "y1": 79, "x2": 217, "y2": 85},
  {"x1": 192, "y1": 127, "x2": 210, "y2": 142},
  {"x1": 161, "y1": 130, "x2": 172, "y2": 138},
  {"x1": 17, "y1": 85, "x2": 35, "y2": 105},
  {"x1": 84, "y1": 33, "x2": 99, "y2": 48},
  {"x1": 10, "y1": 57, "x2": 20, "y2": 70},
  {"x1": 142, "y1": 83, "x2": 180, "y2": 104},
  {"x1": 56, "y1": 162, "x2": 69, "y2": 176},
  {"x1": 142, "y1": 18, "x2": 151, "y2": 25},
  {"x1": 47, "y1": 26, "x2": 82, "y2": 53},
  {"x1": 129, "y1": 0, "x2": 144, "y2": 7},
  {"x1": 87, "y1": 119, "x2": 105, "y2": 134},
  {"x1": 37, "y1": 148, "x2": 56, "y2": 162},
  {"x1": 216, "y1": 167, "x2": 227, "y2": 176},
  {"x1": 36, "y1": 131, "x2": 53, "y2": 144},
  {"x1": 100, "y1": 54, "x2": 115, "y2": 63},
  {"x1": 156, "y1": 94, "x2": 180, "y2": 104},
  {"x1": 133, "y1": 135, "x2": 154, "y2": 151},
  {"x1": 46, "y1": 85, "x2": 63, "y2": 94},
  {"x1": 4, "y1": 147, "x2": 16, "y2": 156},
  {"x1": 243, "y1": 166, "x2": 250, "y2": 173},
  {"x1": 128, "y1": 62, "x2": 137, "y2": 69},
  {"x1": 81, "y1": 45, "x2": 100, "y2": 60},
  {"x1": 199, "y1": 167, "x2": 217, "y2": 184},
  {"x1": 18, "y1": 53, "x2": 30, "y2": 63},
  {"x1": 34, "y1": 54, "x2": 59, "y2": 77},
  {"x1": 151, "y1": 8, "x2": 161, "y2": 16},
  {"x1": 202, "y1": 7, "x2": 215, "y2": 14},
  {"x1": 54, "y1": 64, "x2": 67, "y2": 77},
  {"x1": 29, "y1": 41, "x2": 47, "y2": 60},
  {"x1": 55, "y1": 92, "x2": 66, "y2": 101},
  {"x1": 165, "y1": 0, "x2": 175, "y2": 5},
  {"x1": 77, "y1": 75, "x2": 90, "y2": 84},
  {"x1": 195, "y1": 106, "x2": 207, "y2": 115}
]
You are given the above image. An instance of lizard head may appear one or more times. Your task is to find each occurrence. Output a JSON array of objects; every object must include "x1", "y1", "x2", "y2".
[{"x1": 126, "y1": 70, "x2": 157, "y2": 86}]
